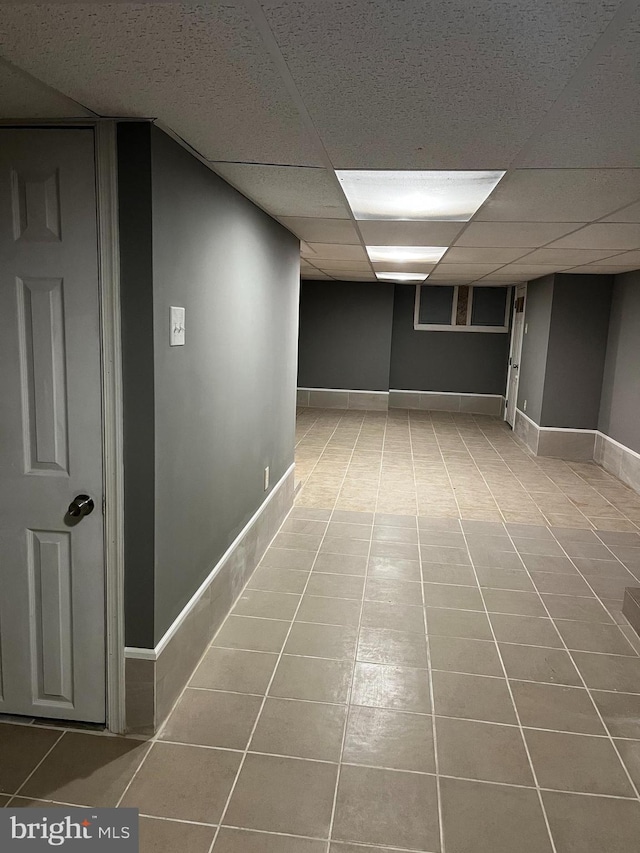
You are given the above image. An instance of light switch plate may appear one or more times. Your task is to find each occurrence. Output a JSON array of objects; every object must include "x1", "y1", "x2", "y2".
[{"x1": 170, "y1": 306, "x2": 185, "y2": 346}]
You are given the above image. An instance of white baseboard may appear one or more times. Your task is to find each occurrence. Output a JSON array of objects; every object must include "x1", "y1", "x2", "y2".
[{"x1": 296, "y1": 387, "x2": 505, "y2": 415}]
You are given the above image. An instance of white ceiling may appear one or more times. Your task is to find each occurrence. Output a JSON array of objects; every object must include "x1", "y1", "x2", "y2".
[{"x1": 1, "y1": 0, "x2": 639, "y2": 283}]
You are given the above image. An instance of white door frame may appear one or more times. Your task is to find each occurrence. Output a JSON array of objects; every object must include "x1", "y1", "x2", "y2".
[
  {"x1": 0, "y1": 119, "x2": 126, "y2": 733},
  {"x1": 504, "y1": 283, "x2": 527, "y2": 427}
]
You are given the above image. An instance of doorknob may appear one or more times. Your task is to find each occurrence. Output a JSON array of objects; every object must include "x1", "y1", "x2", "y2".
[{"x1": 68, "y1": 494, "x2": 95, "y2": 518}]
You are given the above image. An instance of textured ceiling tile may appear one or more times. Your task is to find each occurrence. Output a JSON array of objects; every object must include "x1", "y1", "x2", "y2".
[
  {"x1": 211, "y1": 164, "x2": 350, "y2": 217},
  {"x1": 602, "y1": 250, "x2": 640, "y2": 264},
  {"x1": 548, "y1": 223, "x2": 640, "y2": 250},
  {"x1": 323, "y1": 272, "x2": 376, "y2": 281},
  {"x1": 0, "y1": 60, "x2": 93, "y2": 117},
  {"x1": 517, "y1": 5, "x2": 640, "y2": 167},
  {"x1": 357, "y1": 221, "x2": 465, "y2": 245},
  {"x1": 305, "y1": 243, "x2": 366, "y2": 260},
  {"x1": 454, "y1": 222, "x2": 586, "y2": 247},
  {"x1": 520, "y1": 248, "x2": 623, "y2": 263},
  {"x1": 477, "y1": 170, "x2": 640, "y2": 222},
  {"x1": 260, "y1": 0, "x2": 621, "y2": 169},
  {"x1": 441, "y1": 247, "x2": 528, "y2": 263},
  {"x1": 427, "y1": 274, "x2": 478, "y2": 283},
  {"x1": 500, "y1": 263, "x2": 572, "y2": 275},
  {"x1": 278, "y1": 217, "x2": 360, "y2": 243},
  {"x1": 314, "y1": 259, "x2": 371, "y2": 270},
  {"x1": 601, "y1": 202, "x2": 640, "y2": 222},
  {"x1": 434, "y1": 263, "x2": 505, "y2": 275},
  {"x1": 302, "y1": 272, "x2": 333, "y2": 279},
  {"x1": 565, "y1": 264, "x2": 638, "y2": 273},
  {"x1": 0, "y1": 2, "x2": 320, "y2": 165}
]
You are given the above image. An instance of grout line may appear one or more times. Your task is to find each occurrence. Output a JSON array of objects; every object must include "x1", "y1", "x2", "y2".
[{"x1": 7, "y1": 730, "x2": 67, "y2": 804}]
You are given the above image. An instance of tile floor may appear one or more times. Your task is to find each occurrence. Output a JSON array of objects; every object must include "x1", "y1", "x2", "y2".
[{"x1": 2, "y1": 409, "x2": 640, "y2": 853}]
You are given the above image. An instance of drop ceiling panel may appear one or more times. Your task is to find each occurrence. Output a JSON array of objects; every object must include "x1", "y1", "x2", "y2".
[
  {"x1": 565, "y1": 264, "x2": 638, "y2": 273},
  {"x1": 601, "y1": 202, "x2": 640, "y2": 223},
  {"x1": 304, "y1": 243, "x2": 367, "y2": 260},
  {"x1": 520, "y1": 248, "x2": 622, "y2": 264},
  {"x1": 278, "y1": 217, "x2": 360, "y2": 243},
  {"x1": 499, "y1": 263, "x2": 571, "y2": 275},
  {"x1": 302, "y1": 272, "x2": 333, "y2": 279},
  {"x1": 454, "y1": 222, "x2": 585, "y2": 247},
  {"x1": 211, "y1": 164, "x2": 350, "y2": 218},
  {"x1": 602, "y1": 250, "x2": 640, "y2": 265},
  {"x1": 441, "y1": 247, "x2": 528, "y2": 263},
  {"x1": 0, "y1": 2, "x2": 321, "y2": 165},
  {"x1": 434, "y1": 263, "x2": 505, "y2": 275},
  {"x1": 0, "y1": 60, "x2": 93, "y2": 117},
  {"x1": 314, "y1": 260, "x2": 372, "y2": 271},
  {"x1": 548, "y1": 223, "x2": 640, "y2": 250},
  {"x1": 325, "y1": 272, "x2": 377, "y2": 281},
  {"x1": 517, "y1": 6, "x2": 640, "y2": 167},
  {"x1": 357, "y1": 221, "x2": 465, "y2": 246},
  {"x1": 477, "y1": 170, "x2": 640, "y2": 222}
]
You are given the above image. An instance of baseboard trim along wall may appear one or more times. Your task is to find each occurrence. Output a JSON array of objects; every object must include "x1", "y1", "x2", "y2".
[
  {"x1": 123, "y1": 462, "x2": 295, "y2": 734},
  {"x1": 297, "y1": 387, "x2": 505, "y2": 416},
  {"x1": 514, "y1": 408, "x2": 640, "y2": 494}
]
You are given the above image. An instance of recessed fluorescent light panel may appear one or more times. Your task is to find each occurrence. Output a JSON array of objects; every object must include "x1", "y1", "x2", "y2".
[
  {"x1": 376, "y1": 271, "x2": 429, "y2": 282},
  {"x1": 366, "y1": 245, "x2": 447, "y2": 263},
  {"x1": 336, "y1": 170, "x2": 505, "y2": 221}
]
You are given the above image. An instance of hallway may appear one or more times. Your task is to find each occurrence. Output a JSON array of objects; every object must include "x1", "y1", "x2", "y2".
[{"x1": 1, "y1": 409, "x2": 640, "y2": 851}]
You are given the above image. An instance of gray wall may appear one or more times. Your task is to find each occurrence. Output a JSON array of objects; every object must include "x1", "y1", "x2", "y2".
[
  {"x1": 541, "y1": 274, "x2": 613, "y2": 429},
  {"x1": 389, "y1": 285, "x2": 511, "y2": 394},
  {"x1": 298, "y1": 280, "x2": 394, "y2": 391},
  {"x1": 516, "y1": 275, "x2": 554, "y2": 424},
  {"x1": 599, "y1": 271, "x2": 640, "y2": 453},
  {"x1": 119, "y1": 124, "x2": 300, "y2": 647}
]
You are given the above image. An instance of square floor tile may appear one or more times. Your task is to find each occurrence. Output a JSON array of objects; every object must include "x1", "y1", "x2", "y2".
[
  {"x1": 490, "y1": 614, "x2": 563, "y2": 648},
  {"x1": 351, "y1": 662, "x2": 431, "y2": 713},
  {"x1": 20, "y1": 733, "x2": 149, "y2": 807},
  {"x1": 423, "y1": 583, "x2": 484, "y2": 611},
  {"x1": 160, "y1": 689, "x2": 262, "y2": 749},
  {"x1": 224, "y1": 753, "x2": 338, "y2": 838},
  {"x1": 215, "y1": 828, "x2": 325, "y2": 852},
  {"x1": 321, "y1": 537, "x2": 370, "y2": 557},
  {"x1": 512, "y1": 537, "x2": 564, "y2": 556},
  {"x1": 436, "y1": 717, "x2": 533, "y2": 785},
  {"x1": 499, "y1": 643, "x2": 582, "y2": 686},
  {"x1": 343, "y1": 706, "x2": 435, "y2": 773},
  {"x1": 314, "y1": 552, "x2": 368, "y2": 575},
  {"x1": 248, "y1": 567, "x2": 309, "y2": 594},
  {"x1": 476, "y1": 566, "x2": 536, "y2": 591},
  {"x1": 284, "y1": 622, "x2": 358, "y2": 660},
  {"x1": 273, "y1": 532, "x2": 323, "y2": 551},
  {"x1": 614, "y1": 738, "x2": 640, "y2": 789},
  {"x1": 120, "y1": 742, "x2": 239, "y2": 822},
  {"x1": 190, "y1": 648, "x2": 277, "y2": 693},
  {"x1": 361, "y1": 600, "x2": 425, "y2": 634},
  {"x1": 524, "y1": 729, "x2": 634, "y2": 796},
  {"x1": 555, "y1": 620, "x2": 636, "y2": 655},
  {"x1": 364, "y1": 578, "x2": 422, "y2": 605},
  {"x1": 296, "y1": 595, "x2": 361, "y2": 627},
  {"x1": 542, "y1": 594, "x2": 612, "y2": 623},
  {"x1": 426, "y1": 607, "x2": 493, "y2": 640},
  {"x1": 422, "y1": 563, "x2": 478, "y2": 586},
  {"x1": 305, "y1": 573, "x2": 365, "y2": 599},
  {"x1": 468, "y1": 548, "x2": 525, "y2": 570},
  {"x1": 261, "y1": 548, "x2": 316, "y2": 570},
  {"x1": 483, "y1": 589, "x2": 546, "y2": 617},
  {"x1": 282, "y1": 518, "x2": 328, "y2": 535},
  {"x1": 429, "y1": 635, "x2": 503, "y2": 677},
  {"x1": 440, "y1": 777, "x2": 552, "y2": 853},
  {"x1": 250, "y1": 697, "x2": 346, "y2": 761},
  {"x1": 506, "y1": 523, "x2": 554, "y2": 539},
  {"x1": 432, "y1": 671, "x2": 517, "y2": 724},
  {"x1": 521, "y1": 554, "x2": 578, "y2": 574},
  {"x1": 0, "y1": 725, "x2": 61, "y2": 795},
  {"x1": 421, "y1": 545, "x2": 471, "y2": 566},
  {"x1": 332, "y1": 764, "x2": 439, "y2": 851},
  {"x1": 573, "y1": 651, "x2": 640, "y2": 692},
  {"x1": 373, "y1": 525, "x2": 418, "y2": 544},
  {"x1": 356, "y1": 626, "x2": 428, "y2": 668},
  {"x1": 371, "y1": 540, "x2": 420, "y2": 561},
  {"x1": 269, "y1": 655, "x2": 352, "y2": 703},
  {"x1": 367, "y1": 556, "x2": 421, "y2": 582},
  {"x1": 511, "y1": 681, "x2": 604, "y2": 734},
  {"x1": 543, "y1": 790, "x2": 640, "y2": 853},
  {"x1": 591, "y1": 690, "x2": 640, "y2": 738},
  {"x1": 530, "y1": 573, "x2": 594, "y2": 596},
  {"x1": 140, "y1": 817, "x2": 216, "y2": 853},
  {"x1": 212, "y1": 616, "x2": 289, "y2": 653}
]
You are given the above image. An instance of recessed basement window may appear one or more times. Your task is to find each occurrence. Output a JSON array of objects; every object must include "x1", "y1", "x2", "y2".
[
  {"x1": 376, "y1": 271, "x2": 429, "y2": 282},
  {"x1": 414, "y1": 283, "x2": 511, "y2": 332},
  {"x1": 366, "y1": 245, "x2": 447, "y2": 263},
  {"x1": 336, "y1": 170, "x2": 505, "y2": 221}
]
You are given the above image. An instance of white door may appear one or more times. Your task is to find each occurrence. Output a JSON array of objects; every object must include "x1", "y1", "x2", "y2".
[
  {"x1": 0, "y1": 129, "x2": 105, "y2": 723},
  {"x1": 505, "y1": 284, "x2": 527, "y2": 427}
]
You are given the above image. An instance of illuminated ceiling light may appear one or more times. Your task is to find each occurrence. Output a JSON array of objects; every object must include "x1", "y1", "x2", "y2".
[
  {"x1": 366, "y1": 245, "x2": 447, "y2": 263},
  {"x1": 376, "y1": 271, "x2": 429, "y2": 282},
  {"x1": 336, "y1": 170, "x2": 505, "y2": 221}
]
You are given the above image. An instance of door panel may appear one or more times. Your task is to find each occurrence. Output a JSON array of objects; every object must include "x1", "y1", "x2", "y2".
[
  {"x1": 505, "y1": 284, "x2": 526, "y2": 428},
  {"x1": 0, "y1": 129, "x2": 105, "y2": 723}
]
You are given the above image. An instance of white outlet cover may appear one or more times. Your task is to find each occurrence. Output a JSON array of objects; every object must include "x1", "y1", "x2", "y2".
[{"x1": 170, "y1": 306, "x2": 185, "y2": 346}]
